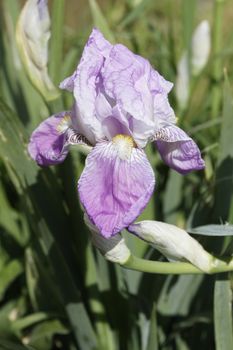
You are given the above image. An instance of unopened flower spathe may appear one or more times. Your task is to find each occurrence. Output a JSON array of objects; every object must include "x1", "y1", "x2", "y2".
[
  {"x1": 128, "y1": 220, "x2": 213, "y2": 272},
  {"x1": 16, "y1": 0, "x2": 59, "y2": 100}
]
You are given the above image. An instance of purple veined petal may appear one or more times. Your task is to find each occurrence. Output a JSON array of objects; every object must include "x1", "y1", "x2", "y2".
[
  {"x1": 94, "y1": 93, "x2": 153, "y2": 148},
  {"x1": 101, "y1": 43, "x2": 175, "y2": 147},
  {"x1": 78, "y1": 140, "x2": 155, "y2": 238},
  {"x1": 99, "y1": 104, "x2": 133, "y2": 140},
  {"x1": 59, "y1": 29, "x2": 112, "y2": 144},
  {"x1": 102, "y1": 43, "x2": 174, "y2": 121},
  {"x1": 127, "y1": 116, "x2": 157, "y2": 148},
  {"x1": 102, "y1": 44, "x2": 155, "y2": 124},
  {"x1": 60, "y1": 71, "x2": 77, "y2": 92},
  {"x1": 149, "y1": 69, "x2": 173, "y2": 94},
  {"x1": 28, "y1": 111, "x2": 93, "y2": 166},
  {"x1": 28, "y1": 111, "x2": 72, "y2": 166},
  {"x1": 60, "y1": 28, "x2": 112, "y2": 92},
  {"x1": 95, "y1": 96, "x2": 137, "y2": 142},
  {"x1": 101, "y1": 116, "x2": 131, "y2": 141},
  {"x1": 154, "y1": 125, "x2": 205, "y2": 174},
  {"x1": 70, "y1": 103, "x2": 99, "y2": 145},
  {"x1": 72, "y1": 52, "x2": 105, "y2": 144},
  {"x1": 94, "y1": 91, "x2": 112, "y2": 121},
  {"x1": 153, "y1": 93, "x2": 176, "y2": 127},
  {"x1": 89, "y1": 27, "x2": 112, "y2": 56}
]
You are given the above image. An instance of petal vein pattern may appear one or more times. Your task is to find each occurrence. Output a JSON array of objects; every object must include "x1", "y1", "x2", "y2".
[
  {"x1": 155, "y1": 125, "x2": 205, "y2": 174},
  {"x1": 28, "y1": 112, "x2": 70, "y2": 166},
  {"x1": 78, "y1": 142, "x2": 155, "y2": 238}
]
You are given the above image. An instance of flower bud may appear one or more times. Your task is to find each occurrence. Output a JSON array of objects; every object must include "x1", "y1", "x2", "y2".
[
  {"x1": 16, "y1": 0, "x2": 59, "y2": 100},
  {"x1": 191, "y1": 20, "x2": 211, "y2": 76},
  {"x1": 175, "y1": 52, "x2": 190, "y2": 110},
  {"x1": 84, "y1": 214, "x2": 131, "y2": 264},
  {"x1": 128, "y1": 220, "x2": 213, "y2": 272},
  {"x1": 175, "y1": 20, "x2": 210, "y2": 108}
]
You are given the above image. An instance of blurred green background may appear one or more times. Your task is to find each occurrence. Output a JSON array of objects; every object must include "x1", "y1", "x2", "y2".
[{"x1": 0, "y1": 0, "x2": 233, "y2": 349}]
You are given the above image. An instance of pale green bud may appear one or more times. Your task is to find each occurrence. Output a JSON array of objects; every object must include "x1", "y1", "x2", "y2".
[
  {"x1": 16, "y1": 0, "x2": 59, "y2": 101},
  {"x1": 175, "y1": 20, "x2": 210, "y2": 109},
  {"x1": 175, "y1": 52, "x2": 190, "y2": 110},
  {"x1": 191, "y1": 20, "x2": 211, "y2": 76},
  {"x1": 128, "y1": 220, "x2": 213, "y2": 272}
]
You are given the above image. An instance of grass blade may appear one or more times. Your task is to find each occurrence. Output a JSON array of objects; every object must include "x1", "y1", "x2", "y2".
[
  {"x1": 214, "y1": 275, "x2": 233, "y2": 350},
  {"x1": 213, "y1": 74, "x2": 233, "y2": 222}
]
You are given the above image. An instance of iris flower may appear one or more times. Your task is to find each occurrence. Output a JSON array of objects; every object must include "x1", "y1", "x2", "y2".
[{"x1": 28, "y1": 29, "x2": 205, "y2": 238}]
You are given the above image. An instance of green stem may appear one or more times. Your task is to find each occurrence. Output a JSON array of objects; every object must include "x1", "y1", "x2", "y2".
[
  {"x1": 122, "y1": 255, "x2": 233, "y2": 275},
  {"x1": 211, "y1": 0, "x2": 225, "y2": 118}
]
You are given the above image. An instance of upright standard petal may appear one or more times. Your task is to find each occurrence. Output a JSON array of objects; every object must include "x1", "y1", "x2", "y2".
[
  {"x1": 103, "y1": 44, "x2": 154, "y2": 122},
  {"x1": 154, "y1": 125, "x2": 205, "y2": 174},
  {"x1": 102, "y1": 43, "x2": 175, "y2": 146},
  {"x1": 60, "y1": 29, "x2": 112, "y2": 144},
  {"x1": 78, "y1": 138, "x2": 155, "y2": 238},
  {"x1": 59, "y1": 29, "x2": 175, "y2": 148}
]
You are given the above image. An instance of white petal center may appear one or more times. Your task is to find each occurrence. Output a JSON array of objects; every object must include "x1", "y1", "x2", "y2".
[{"x1": 112, "y1": 134, "x2": 136, "y2": 160}]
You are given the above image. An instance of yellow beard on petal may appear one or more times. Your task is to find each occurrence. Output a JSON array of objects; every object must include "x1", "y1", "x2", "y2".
[
  {"x1": 56, "y1": 115, "x2": 71, "y2": 134},
  {"x1": 112, "y1": 134, "x2": 137, "y2": 160}
]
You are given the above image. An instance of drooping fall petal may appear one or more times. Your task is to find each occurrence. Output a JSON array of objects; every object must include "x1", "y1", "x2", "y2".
[
  {"x1": 28, "y1": 112, "x2": 91, "y2": 166},
  {"x1": 78, "y1": 139, "x2": 155, "y2": 237},
  {"x1": 155, "y1": 125, "x2": 205, "y2": 174}
]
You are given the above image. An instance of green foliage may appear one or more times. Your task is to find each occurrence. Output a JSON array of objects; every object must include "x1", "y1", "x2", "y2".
[
  {"x1": 214, "y1": 275, "x2": 233, "y2": 350},
  {"x1": 188, "y1": 224, "x2": 233, "y2": 236},
  {"x1": 0, "y1": 0, "x2": 233, "y2": 349}
]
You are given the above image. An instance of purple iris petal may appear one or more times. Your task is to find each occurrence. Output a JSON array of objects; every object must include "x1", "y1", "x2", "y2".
[
  {"x1": 154, "y1": 94, "x2": 177, "y2": 128},
  {"x1": 94, "y1": 94, "x2": 132, "y2": 138},
  {"x1": 103, "y1": 44, "x2": 154, "y2": 120},
  {"x1": 60, "y1": 29, "x2": 111, "y2": 93},
  {"x1": 60, "y1": 28, "x2": 175, "y2": 148},
  {"x1": 78, "y1": 141, "x2": 155, "y2": 238},
  {"x1": 149, "y1": 68, "x2": 173, "y2": 94},
  {"x1": 101, "y1": 105, "x2": 133, "y2": 140},
  {"x1": 28, "y1": 112, "x2": 71, "y2": 166},
  {"x1": 155, "y1": 125, "x2": 205, "y2": 174},
  {"x1": 60, "y1": 29, "x2": 112, "y2": 145},
  {"x1": 101, "y1": 43, "x2": 175, "y2": 146}
]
